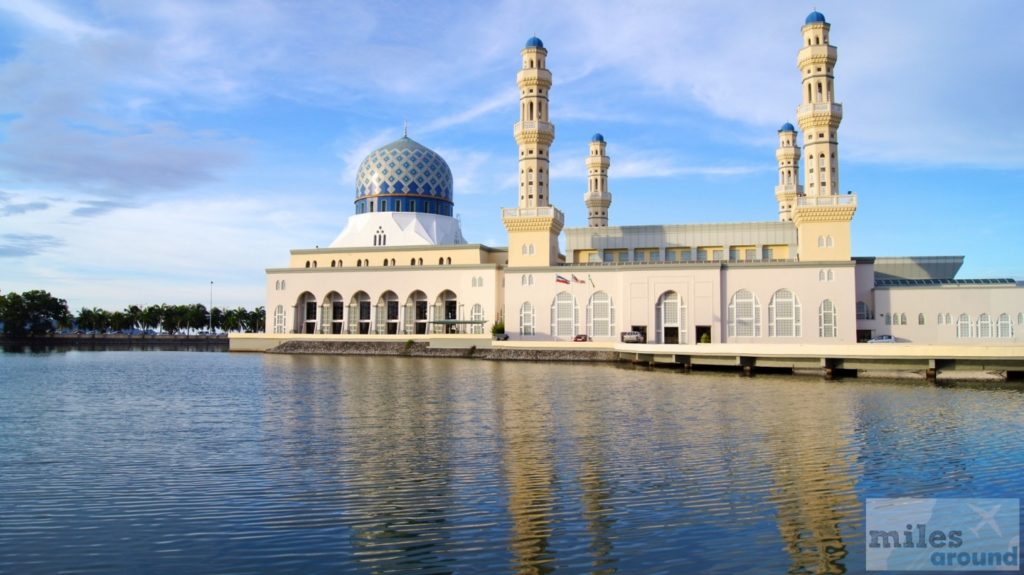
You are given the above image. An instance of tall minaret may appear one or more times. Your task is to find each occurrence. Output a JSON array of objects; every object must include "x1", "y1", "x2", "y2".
[
  {"x1": 584, "y1": 133, "x2": 611, "y2": 227},
  {"x1": 503, "y1": 37, "x2": 564, "y2": 267},
  {"x1": 797, "y1": 10, "x2": 841, "y2": 197},
  {"x1": 774, "y1": 123, "x2": 801, "y2": 221},
  {"x1": 515, "y1": 36, "x2": 554, "y2": 208},
  {"x1": 792, "y1": 12, "x2": 856, "y2": 262}
]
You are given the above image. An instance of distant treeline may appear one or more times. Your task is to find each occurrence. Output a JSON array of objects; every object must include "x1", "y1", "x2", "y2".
[{"x1": 0, "y1": 289, "x2": 264, "y2": 338}]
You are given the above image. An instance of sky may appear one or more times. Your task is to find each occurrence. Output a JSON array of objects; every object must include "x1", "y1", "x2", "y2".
[{"x1": 0, "y1": 0, "x2": 1022, "y2": 312}]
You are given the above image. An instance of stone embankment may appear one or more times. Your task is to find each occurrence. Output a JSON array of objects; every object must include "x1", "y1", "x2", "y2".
[{"x1": 269, "y1": 340, "x2": 619, "y2": 362}]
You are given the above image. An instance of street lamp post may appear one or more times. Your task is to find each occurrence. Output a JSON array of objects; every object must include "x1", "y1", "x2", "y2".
[{"x1": 209, "y1": 281, "x2": 214, "y2": 335}]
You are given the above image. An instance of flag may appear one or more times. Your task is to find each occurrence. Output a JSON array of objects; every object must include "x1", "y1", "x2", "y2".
[
  {"x1": 555, "y1": 274, "x2": 570, "y2": 284},
  {"x1": 588, "y1": 274, "x2": 595, "y2": 288},
  {"x1": 572, "y1": 274, "x2": 586, "y2": 284}
]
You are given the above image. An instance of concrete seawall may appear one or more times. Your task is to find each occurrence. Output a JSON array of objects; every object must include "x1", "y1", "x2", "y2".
[{"x1": 231, "y1": 333, "x2": 1024, "y2": 381}]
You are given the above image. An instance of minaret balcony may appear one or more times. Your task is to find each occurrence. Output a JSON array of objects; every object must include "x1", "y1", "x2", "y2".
[
  {"x1": 514, "y1": 121, "x2": 555, "y2": 139},
  {"x1": 796, "y1": 193, "x2": 856, "y2": 208},
  {"x1": 774, "y1": 183, "x2": 802, "y2": 197},
  {"x1": 516, "y1": 69, "x2": 552, "y2": 86},
  {"x1": 502, "y1": 206, "x2": 564, "y2": 225},
  {"x1": 797, "y1": 102, "x2": 843, "y2": 122}
]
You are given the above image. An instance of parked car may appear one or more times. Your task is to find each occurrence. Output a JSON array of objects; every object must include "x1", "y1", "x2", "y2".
[
  {"x1": 573, "y1": 334, "x2": 590, "y2": 342},
  {"x1": 494, "y1": 333, "x2": 510, "y2": 341},
  {"x1": 867, "y1": 334, "x2": 896, "y2": 343},
  {"x1": 621, "y1": 331, "x2": 645, "y2": 343}
]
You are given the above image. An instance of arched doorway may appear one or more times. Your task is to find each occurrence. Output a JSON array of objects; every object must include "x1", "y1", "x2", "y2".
[
  {"x1": 321, "y1": 291, "x2": 344, "y2": 334},
  {"x1": 655, "y1": 291, "x2": 685, "y2": 344},
  {"x1": 376, "y1": 291, "x2": 400, "y2": 334},
  {"x1": 296, "y1": 292, "x2": 317, "y2": 334},
  {"x1": 349, "y1": 291, "x2": 371, "y2": 334},
  {"x1": 434, "y1": 290, "x2": 459, "y2": 333},
  {"x1": 406, "y1": 290, "x2": 428, "y2": 334}
]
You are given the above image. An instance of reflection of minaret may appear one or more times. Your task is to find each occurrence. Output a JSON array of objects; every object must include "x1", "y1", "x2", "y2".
[
  {"x1": 568, "y1": 385, "x2": 616, "y2": 571},
  {"x1": 584, "y1": 134, "x2": 612, "y2": 227},
  {"x1": 495, "y1": 376, "x2": 556, "y2": 574},
  {"x1": 766, "y1": 391, "x2": 861, "y2": 574}
]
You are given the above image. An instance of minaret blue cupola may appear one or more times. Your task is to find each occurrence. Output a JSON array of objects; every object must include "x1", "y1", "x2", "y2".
[
  {"x1": 354, "y1": 136, "x2": 455, "y2": 217},
  {"x1": 525, "y1": 36, "x2": 544, "y2": 49},
  {"x1": 805, "y1": 11, "x2": 826, "y2": 24}
]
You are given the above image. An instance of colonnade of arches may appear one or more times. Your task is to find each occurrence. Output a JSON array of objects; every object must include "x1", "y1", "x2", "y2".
[{"x1": 275, "y1": 289, "x2": 484, "y2": 335}]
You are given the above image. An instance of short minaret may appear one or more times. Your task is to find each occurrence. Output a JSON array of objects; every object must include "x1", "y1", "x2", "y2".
[
  {"x1": 796, "y1": 10, "x2": 841, "y2": 197},
  {"x1": 774, "y1": 123, "x2": 801, "y2": 222},
  {"x1": 792, "y1": 11, "x2": 857, "y2": 262},
  {"x1": 503, "y1": 37, "x2": 564, "y2": 267},
  {"x1": 584, "y1": 133, "x2": 611, "y2": 227}
]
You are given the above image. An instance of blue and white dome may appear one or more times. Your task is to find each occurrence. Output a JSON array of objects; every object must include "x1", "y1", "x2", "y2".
[
  {"x1": 805, "y1": 11, "x2": 826, "y2": 24},
  {"x1": 354, "y1": 136, "x2": 454, "y2": 217}
]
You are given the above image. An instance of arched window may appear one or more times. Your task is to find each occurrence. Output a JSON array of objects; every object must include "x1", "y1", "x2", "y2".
[
  {"x1": 655, "y1": 291, "x2": 686, "y2": 344},
  {"x1": 937, "y1": 313, "x2": 944, "y2": 325},
  {"x1": 390, "y1": 258, "x2": 395, "y2": 266},
  {"x1": 586, "y1": 292, "x2": 615, "y2": 338},
  {"x1": 827, "y1": 269, "x2": 834, "y2": 281},
  {"x1": 550, "y1": 292, "x2": 578, "y2": 338},
  {"x1": 439, "y1": 257, "x2": 444, "y2": 265},
  {"x1": 519, "y1": 302, "x2": 535, "y2": 336},
  {"x1": 522, "y1": 244, "x2": 528, "y2": 255},
  {"x1": 357, "y1": 260, "x2": 362, "y2": 267},
  {"x1": 275, "y1": 280, "x2": 280, "y2": 290},
  {"x1": 817, "y1": 236, "x2": 825, "y2": 248},
  {"x1": 900, "y1": 313, "x2": 907, "y2": 325},
  {"x1": 825, "y1": 235, "x2": 834, "y2": 248},
  {"x1": 383, "y1": 259, "x2": 389, "y2": 267},
  {"x1": 884, "y1": 313, "x2": 891, "y2": 326},
  {"x1": 945, "y1": 313, "x2": 952, "y2": 325},
  {"x1": 918, "y1": 313, "x2": 925, "y2": 325},
  {"x1": 1018, "y1": 312, "x2": 1024, "y2": 325},
  {"x1": 957, "y1": 313, "x2": 971, "y2": 338},
  {"x1": 977, "y1": 313, "x2": 992, "y2": 338},
  {"x1": 819, "y1": 299, "x2": 837, "y2": 338},
  {"x1": 856, "y1": 301, "x2": 870, "y2": 320},
  {"x1": 411, "y1": 258, "x2": 416, "y2": 266},
  {"x1": 818, "y1": 269, "x2": 826, "y2": 281},
  {"x1": 331, "y1": 260, "x2": 336, "y2": 268},
  {"x1": 521, "y1": 275, "x2": 527, "y2": 286},
  {"x1": 769, "y1": 289, "x2": 801, "y2": 337},
  {"x1": 470, "y1": 304, "x2": 485, "y2": 334},
  {"x1": 273, "y1": 305, "x2": 285, "y2": 334},
  {"x1": 728, "y1": 289, "x2": 761, "y2": 338},
  {"x1": 996, "y1": 313, "x2": 1013, "y2": 338},
  {"x1": 313, "y1": 261, "x2": 317, "y2": 268},
  {"x1": 446, "y1": 257, "x2": 452, "y2": 265},
  {"x1": 305, "y1": 261, "x2": 310, "y2": 268},
  {"x1": 528, "y1": 275, "x2": 534, "y2": 286},
  {"x1": 418, "y1": 258, "x2": 423, "y2": 266}
]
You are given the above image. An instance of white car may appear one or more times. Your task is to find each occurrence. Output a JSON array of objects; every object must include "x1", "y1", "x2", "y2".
[
  {"x1": 867, "y1": 335, "x2": 896, "y2": 343},
  {"x1": 621, "y1": 331, "x2": 645, "y2": 343}
]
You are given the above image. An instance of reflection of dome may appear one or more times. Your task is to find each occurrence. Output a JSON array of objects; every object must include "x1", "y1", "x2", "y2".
[
  {"x1": 779, "y1": 122, "x2": 795, "y2": 132},
  {"x1": 591, "y1": 133, "x2": 605, "y2": 142},
  {"x1": 354, "y1": 136, "x2": 454, "y2": 217},
  {"x1": 805, "y1": 11, "x2": 826, "y2": 24},
  {"x1": 525, "y1": 36, "x2": 544, "y2": 49}
]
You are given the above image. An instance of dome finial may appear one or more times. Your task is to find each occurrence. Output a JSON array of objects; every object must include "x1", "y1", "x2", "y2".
[{"x1": 403, "y1": 119, "x2": 408, "y2": 138}]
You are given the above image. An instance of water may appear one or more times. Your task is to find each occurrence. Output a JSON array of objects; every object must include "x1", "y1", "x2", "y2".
[{"x1": 1, "y1": 350, "x2": 1022, "y2": 574}]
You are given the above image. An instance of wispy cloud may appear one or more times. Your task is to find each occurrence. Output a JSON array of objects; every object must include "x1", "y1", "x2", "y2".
[
  {"x1": 0, "y1": 233, "x2": 63, "y2": 257},
  {"x1": 0, "y1": 0, "x2": 107, "y2": 41},
  {"x1": 421, "y1": 90, "x2": 518, "y2": 133},
  {"x1": 1, "y1": 200, "x2": 50, "y2": 215}
]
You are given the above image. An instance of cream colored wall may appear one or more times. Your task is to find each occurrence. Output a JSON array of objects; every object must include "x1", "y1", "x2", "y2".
[
  {"x1": 721, "y1": 264, "x2": 857, "y2": 344},
  {"x1": 865, "y1": 286, "x2": 1024, "y2": 344},
  {"x1": 289, "y1": 245, "x2": 494, "y2": 269},
  {"x1": 266, "y1": 266, "x2": 503, "y2": 335},
  {"x1": 507, "y1": 229, "x2": 559, "y2": 267},
  {"x1": 797, "y1": 221, "x2": 850, "y2": 261}
]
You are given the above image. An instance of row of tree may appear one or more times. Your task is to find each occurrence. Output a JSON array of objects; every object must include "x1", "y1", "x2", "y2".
[{"x1": 0, "y1": 290, "x2": 265, "y2": 338}]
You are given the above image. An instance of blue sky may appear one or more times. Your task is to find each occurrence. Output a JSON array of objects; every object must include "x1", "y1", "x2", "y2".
[{"x1": 0, "y1": 0, "x2": 1022, "y2": 311}]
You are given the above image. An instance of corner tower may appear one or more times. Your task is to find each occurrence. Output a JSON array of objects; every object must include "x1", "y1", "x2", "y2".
[
  {"x1": 792, "y1": 11, "x2": 856, "y2": 262},
  {"x1": 504, "y1": 37, "x2": 564, "y2": 267},
  {"x1": 775, "y1": 123, "x2": 801, "y2": 222},
  {"x1": 584, "y1": 133, "x2": 611, "y2": 227}
]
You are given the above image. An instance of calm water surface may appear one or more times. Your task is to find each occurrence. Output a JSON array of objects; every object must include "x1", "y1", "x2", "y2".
[{"x1": 1, "y1": 350, "x2": 1023, "y2": 574}]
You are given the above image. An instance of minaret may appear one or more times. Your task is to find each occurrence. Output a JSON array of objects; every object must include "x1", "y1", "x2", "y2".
[
  {"x1": 792, "y1": 12, "x2": 856, "y2": 262},
  {"x1": 797, "y1": 10, "x2": 841, "y2": 197},
  {"x1": 515, "y1": 36, "x2": 554, "y2": 208},
  {"x1": 584, "y1": 133, "x2": 611, "y2": 227},
  {"x1": 774, "y1": 123, "x2": 801, "y2": 222},
  {"x1": 503, "y1": 37, "x2": 564, "y2": 267}
]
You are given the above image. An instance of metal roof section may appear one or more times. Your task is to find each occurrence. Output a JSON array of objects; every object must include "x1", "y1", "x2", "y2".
[
  {"x1": 872, "y1": 256, "x2": 964, "y2": 281},
  {"x1": 565, "y1": 221, "x2": 797, "y2": 253},
  {"x1": 875, "y1": 278, "x2": 1016, "y2": 288}
]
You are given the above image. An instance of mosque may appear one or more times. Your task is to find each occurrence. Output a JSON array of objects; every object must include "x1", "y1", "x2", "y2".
[{"x1": 264, "y1": 12, "x2": 1023, "y2": 345}]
